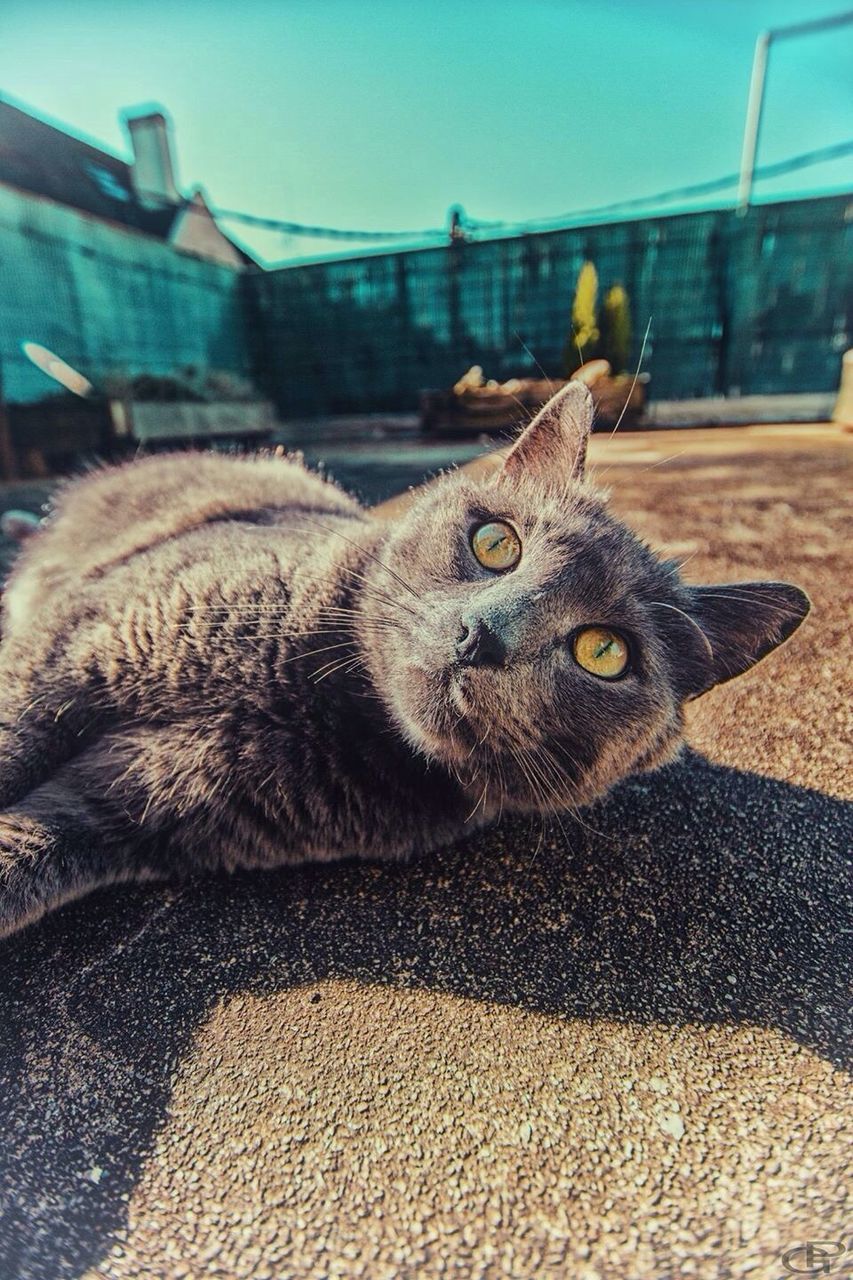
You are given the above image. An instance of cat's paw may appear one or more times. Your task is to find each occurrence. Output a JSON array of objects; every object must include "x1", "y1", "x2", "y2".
[
  {"x1": 0, "y1": 767, "x2": 34, "y2": 813},
  {"x1": 0, "y1": 726, "x2": 46, "y2": 810},
  {"x1": 0, "y1": 809, "x2": 59, "y2": 939}
]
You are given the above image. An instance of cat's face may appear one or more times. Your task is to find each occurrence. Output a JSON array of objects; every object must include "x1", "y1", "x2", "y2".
[{"x1": 366, "y1": 383, "x2": 809, "y2": 813}]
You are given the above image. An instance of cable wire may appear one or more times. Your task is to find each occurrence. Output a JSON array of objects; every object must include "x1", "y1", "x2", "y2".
[{"x1": 129, "y1": 140, "x2": 853, "y2": 242}]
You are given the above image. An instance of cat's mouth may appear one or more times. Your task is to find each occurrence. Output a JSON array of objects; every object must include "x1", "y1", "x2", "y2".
[
  {"x1": 390, "y1": 660, "x2": 599, "y2": 810},
  {"x1": 448, "y1": 667, "x2": 474, "y2": 715},
  {"x1": 391, "y1": 661, "x2": 494, "y2": 766}
]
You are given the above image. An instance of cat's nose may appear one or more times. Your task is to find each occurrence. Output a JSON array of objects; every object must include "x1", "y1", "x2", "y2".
[{"x1": 455, "y1": 616, "x2": 507, "y2": 667}]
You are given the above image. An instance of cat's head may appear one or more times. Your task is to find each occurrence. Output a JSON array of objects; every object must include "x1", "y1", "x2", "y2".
[{"x1": 365, "y1": 382, "x2": 809, "y2": 812}]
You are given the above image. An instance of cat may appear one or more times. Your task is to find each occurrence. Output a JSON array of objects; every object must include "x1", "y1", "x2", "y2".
[{"x1": 0, "y1": 382, "x2": 809, "y2": 938}]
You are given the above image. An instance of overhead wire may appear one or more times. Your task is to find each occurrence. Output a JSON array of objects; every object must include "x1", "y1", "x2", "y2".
[{"x1": 128, "y1": 140, "x2": 853, "y2": 243}]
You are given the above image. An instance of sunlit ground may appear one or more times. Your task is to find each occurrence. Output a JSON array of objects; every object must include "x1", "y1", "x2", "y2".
[{"x1": 1, "y1": 419, "x2": 849, "y2": 1280}]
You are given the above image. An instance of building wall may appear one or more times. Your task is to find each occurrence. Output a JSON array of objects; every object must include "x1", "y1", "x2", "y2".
[
  {"x1": 249, "y1": 194, "x2": 852, "y2": 416},
  {"x1": 0, "y1": 181, "x2": 249, "y2": 404},
  {"x1": 168, "y1": 192, "x2": 246, "y2": 270}
]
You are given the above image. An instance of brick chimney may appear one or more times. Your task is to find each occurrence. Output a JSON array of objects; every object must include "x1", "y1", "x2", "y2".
[{"x1": 123, "y1": 105, "x2": 180, "y2": 209}]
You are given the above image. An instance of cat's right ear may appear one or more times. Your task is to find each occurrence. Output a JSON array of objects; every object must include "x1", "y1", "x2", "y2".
[{"x1": 496, "y1": 381, "x2": 594, "y2": 491}]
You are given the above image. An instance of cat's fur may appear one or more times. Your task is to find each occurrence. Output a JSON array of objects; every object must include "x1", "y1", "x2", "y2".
[{"x1": 0, "y1": 383, "x2": 808, "y2": 937}]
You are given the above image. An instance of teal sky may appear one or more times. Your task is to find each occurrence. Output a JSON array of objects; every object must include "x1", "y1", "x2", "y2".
[{"x1": 1, "y1": 0, "x2": 851, "y2": 262}]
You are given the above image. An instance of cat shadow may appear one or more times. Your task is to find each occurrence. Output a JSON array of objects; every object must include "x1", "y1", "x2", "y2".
[{"x1": 0, "y1": 749, "x2": 849, "y2": 1280}]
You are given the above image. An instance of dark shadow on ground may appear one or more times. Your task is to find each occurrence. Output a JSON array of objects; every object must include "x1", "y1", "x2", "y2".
[{"x1": 0, "y1": 750, "x2": 850, "y2": 1279}]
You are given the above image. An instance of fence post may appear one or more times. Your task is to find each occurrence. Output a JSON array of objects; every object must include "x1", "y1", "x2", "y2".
[
  {"x1": 711, "y1": 211, "x2": 733, "y2": 396},
  {"x1": 395, "y1": 253, "x2": 412, "y2": 403},
  {"x1": 720, "y1": 205, "x2": 765, "y2": 397},
  {"x1": 448, "y1": 238, "x2": 464, "y2": 364}
]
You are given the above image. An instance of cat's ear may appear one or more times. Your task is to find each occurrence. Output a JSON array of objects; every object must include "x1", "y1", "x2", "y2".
[
  {"x1": 683, "y1": 581, "x2": 810, "y2": 697},
  {"x1": 497, "y1": 380, "x2": 593, "y2": 490}
]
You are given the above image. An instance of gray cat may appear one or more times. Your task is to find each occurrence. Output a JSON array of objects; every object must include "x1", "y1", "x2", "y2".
[{"x1": 0, "y1": 383, "x2": 808, "y2": 937}]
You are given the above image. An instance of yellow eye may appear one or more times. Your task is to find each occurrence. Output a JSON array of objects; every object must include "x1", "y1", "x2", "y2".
[
  {"x1": 572, "y1": 627, "x2": 630, "y2": 680},
  {"x1": 471, "y1": 520, "x2": 522, "y2": 572}
]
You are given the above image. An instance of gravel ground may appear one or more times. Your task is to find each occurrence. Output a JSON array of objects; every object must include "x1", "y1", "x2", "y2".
[{"x1": 0, "y1": 423, "x2": 850, "y2": 1280}]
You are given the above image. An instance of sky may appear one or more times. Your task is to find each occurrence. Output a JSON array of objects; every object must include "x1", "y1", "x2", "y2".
[{"x1": 1, "y1": 0, "x2": 851, "y2": 263}]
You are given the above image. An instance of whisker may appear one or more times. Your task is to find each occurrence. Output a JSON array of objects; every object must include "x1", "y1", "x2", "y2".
[
  {"x1": 648, "y1": 600, "x2": 714, "y2": 658},
  {"x1": 636, "y1": 448, "x2": 689, "y2": 474},
  {"x1": 279, "y1": 640, "x2": 355, "y2": 667},
  {"x1": 538, "y1": 742, "x2": 611, "y2": 841},
  {"x1": 513, "y1": 330, "x2": 556, "y2": 396},
  {"x1": 505, "y1": 390, "x2": 536, "y2": 425},
  {"x1": 692, "y1": 589, "x2": 779, "y2": 605},
  {"x1": 310, "y1": 651, "x2": 368, "y2": 684},
  {"x1": 332, "y1": 565, "x2": 421, "y2": 618},
  {"x1": 592, "y1": 446, "x2": 688, "y2": 487},
  {"x1": 463, "y1": 778, "x2": 489, "y2": 824},
  {"x1": 605, "y1": 314, "x2": 652, "y2": 442},
  {"x1": 293, "y1": 515, "x2": 422, "y2": 602},
  {"x1": 495, "y1": 756, "x2": 507, "y2": 823}
]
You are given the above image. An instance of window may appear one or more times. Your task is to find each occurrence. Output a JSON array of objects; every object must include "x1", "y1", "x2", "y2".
[{"x1": 85, "y1": 163, "x2": 131, "y2": 203}]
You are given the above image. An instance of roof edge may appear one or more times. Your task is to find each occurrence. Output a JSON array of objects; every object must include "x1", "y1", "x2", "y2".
[{"x1": 0, "y1": 90, "x2": 131, "y2": 166}]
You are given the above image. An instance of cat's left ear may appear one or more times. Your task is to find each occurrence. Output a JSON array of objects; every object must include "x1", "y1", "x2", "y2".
[
  {"x1": 497, "y1": 380, "x2": 593, "y2": 491},
  {"x1": 683, "y1": 581, "x2": 810, "y2": 697}
]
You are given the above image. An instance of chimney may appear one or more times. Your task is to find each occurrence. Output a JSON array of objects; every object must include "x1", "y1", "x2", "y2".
[{"x1": 123, "y1": 105, "x2": 180, "y2": 208}]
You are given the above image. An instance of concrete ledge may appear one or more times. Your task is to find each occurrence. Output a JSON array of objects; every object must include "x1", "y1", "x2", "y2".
[{"x1": 644, "y1": 392, "x2": 835, "y2": 427}]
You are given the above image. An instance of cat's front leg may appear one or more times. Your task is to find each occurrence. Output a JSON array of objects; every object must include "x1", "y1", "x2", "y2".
[
  {"x1": 0, "y1": 782, "x2": 155, "y2": 940},
  {"x1": 0, "y1": 644, "x2": 109, "y2": 810}
]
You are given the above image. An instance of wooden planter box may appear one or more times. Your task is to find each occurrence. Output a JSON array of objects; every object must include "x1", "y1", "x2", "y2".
[{"x1": 420, "y1": 374, "x2": 646, "y2": 437}]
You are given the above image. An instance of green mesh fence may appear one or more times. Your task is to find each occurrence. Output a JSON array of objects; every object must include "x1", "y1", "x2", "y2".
[
  {"x1": 0, "y1": 188, "x2": 849, "y2": 419},
  {"x1": 249, "y1": 193, "x2": 851, "y2": 415}
]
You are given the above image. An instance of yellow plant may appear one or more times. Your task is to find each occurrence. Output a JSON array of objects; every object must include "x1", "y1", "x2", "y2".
[
  {"x1": 601, "y1": 283, "x2": 632, "y2": 374},
  {"x1": 563, "y1": 261, "x2": 600, "y2": 374},
  {"x1": 572, "y1": 261, "x2": 600, "y2": 356}
]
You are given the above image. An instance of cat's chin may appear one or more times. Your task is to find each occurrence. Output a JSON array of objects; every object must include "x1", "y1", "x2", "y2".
[{"x1": 386, "y1": 664, "x2": 481, "y2": 768}]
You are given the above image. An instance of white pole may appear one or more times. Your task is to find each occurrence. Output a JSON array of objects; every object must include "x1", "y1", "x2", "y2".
[
  {"x1": 736, "y1": 10, "x2": 853, "y2": 214},
  {"x1": 737, "y1": 31, "x2": 771, "y2": 214}
]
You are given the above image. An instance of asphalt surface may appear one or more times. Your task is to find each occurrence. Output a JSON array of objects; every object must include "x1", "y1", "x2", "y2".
[{"x1": 0, "y1": 424, "x2": 850, "y2": 1280}]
